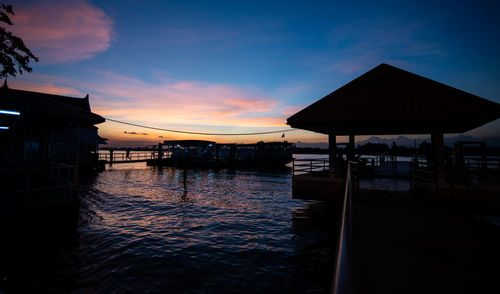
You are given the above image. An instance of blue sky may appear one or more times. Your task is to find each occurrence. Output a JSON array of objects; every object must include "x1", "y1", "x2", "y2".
[{"x1": 8, "y1": 0, "x2": 500, "y2": 146}]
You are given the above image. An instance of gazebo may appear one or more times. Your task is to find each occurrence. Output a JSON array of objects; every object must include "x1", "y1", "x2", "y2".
[{"x1": 287, "y1": 63, "x2": 500, "y2": 199}]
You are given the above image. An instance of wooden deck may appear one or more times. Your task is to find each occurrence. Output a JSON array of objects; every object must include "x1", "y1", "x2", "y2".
[
  {"x1": 292, "y1": 171, "x2": 345, "y2": 201},
  {"x1": 354, "y1": 191, "x2": 500, "y2": 294}
]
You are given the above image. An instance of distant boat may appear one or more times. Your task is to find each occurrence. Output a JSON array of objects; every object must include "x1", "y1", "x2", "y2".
[{"x1": 147, "y1": 140, "x2": 294, "y2": 169}]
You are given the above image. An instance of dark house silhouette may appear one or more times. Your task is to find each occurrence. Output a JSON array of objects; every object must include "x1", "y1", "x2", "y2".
[
  {"x1": 0, "y1": 82, "x2": 106, "y2": 168},
  {"x1": 0, "y1": 83, "x2": 106, "y2": 212}
]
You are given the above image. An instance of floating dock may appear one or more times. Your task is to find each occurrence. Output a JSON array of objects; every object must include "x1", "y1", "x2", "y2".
[{"x1": 146, "y1": 140, "x2": 294, "y2": 169}]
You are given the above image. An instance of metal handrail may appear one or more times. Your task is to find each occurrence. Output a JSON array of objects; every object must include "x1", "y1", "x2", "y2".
[
  {"x1": 292, "y1": 158, "x2": 329, "y2": 175},
  {"x1": 332, "y1": 161, "x2": 354, "y2": 294}
]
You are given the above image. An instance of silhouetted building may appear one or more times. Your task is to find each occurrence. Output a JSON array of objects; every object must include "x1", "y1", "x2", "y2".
[
  {"x1": 0, "y1": 83, "x2": 106, "y2": 212},
  {"x1": 0, "y1": 83, "x2": 106, "y2": 168}
]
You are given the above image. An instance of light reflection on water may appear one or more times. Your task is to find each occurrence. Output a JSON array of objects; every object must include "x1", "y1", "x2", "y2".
[{"x1": 1, "y1": 162, "x2": 339, "y2": 293}]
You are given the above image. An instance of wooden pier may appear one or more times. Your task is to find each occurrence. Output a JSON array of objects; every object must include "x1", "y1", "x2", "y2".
[{"x1": 98, "y1": 152, "x2": 155, "y2": 164}]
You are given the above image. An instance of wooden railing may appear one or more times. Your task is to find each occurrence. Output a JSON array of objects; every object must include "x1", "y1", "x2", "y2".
[
  {"x1": 462, "y1": 157, "x2": 500, "y2": 170},
  {"x1": 98, "y1": 152, "x2": 156, "y2": 162},
  {"x1": 410, "y1": 162, "x2": 500, "y2": 193},
  {"x1": 292, "y1": 158, "x2": 329, "y2": 175},
  {"x1": 410, "y1": 156, "x2": 500, "y2": 170}
]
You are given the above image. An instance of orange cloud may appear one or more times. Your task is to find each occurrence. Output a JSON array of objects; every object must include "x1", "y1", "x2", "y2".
[
  {"x1": 11, "y1": 0, "x2": 112, "y2": 63},
  {"x1": 12, "y1": 71, "x2": 290, "y2": 128},
  {"x1": 9, "y1": 79, "x2": 83, "y2": 97},
  {"x1": 281, "y1": 105, "x2": 305, "y2": 117},
  {"x1": 11, "y1": 71, "x2": 301, "y2": 145},
  {"x1": 85, "y1": 72, "x2": 287, "y2": 127}
]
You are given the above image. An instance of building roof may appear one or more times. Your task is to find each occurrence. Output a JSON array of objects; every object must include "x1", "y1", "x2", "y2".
[
  {"x1": 286, "y1": 64, "x2": 500, "y2": 135},
  {"x1": 0, "y1": 85, "x2": 105, "y2": 124}
]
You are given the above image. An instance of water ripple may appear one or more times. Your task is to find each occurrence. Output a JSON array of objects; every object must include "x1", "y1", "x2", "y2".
[{"x1": 0, "y1": 164, "x2": 338, "y2": 293}]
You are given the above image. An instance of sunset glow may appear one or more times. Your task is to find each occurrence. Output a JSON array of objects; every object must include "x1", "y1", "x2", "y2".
[{"x1": 8, "y1": 0, "x2": 500, "y2": 147}]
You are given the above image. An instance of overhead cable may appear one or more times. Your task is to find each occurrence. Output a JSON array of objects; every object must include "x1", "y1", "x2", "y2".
[{"x1": 105, "y1": 118, "x2": 297, "y2": 136}]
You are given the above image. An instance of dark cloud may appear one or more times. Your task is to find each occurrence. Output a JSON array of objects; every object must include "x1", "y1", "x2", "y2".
[{"x1": 123, "y1": 131, "x2": 148, "y2": 135}]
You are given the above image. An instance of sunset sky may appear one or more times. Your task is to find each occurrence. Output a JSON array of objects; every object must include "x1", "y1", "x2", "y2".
[{"x1": 7, "y1": 0, "x2": 500, "y2": 147}]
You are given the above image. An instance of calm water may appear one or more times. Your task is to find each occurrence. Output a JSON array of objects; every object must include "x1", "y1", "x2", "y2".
[{"x1": 0, "y1": 160, "x2": 340, "y2": 293}]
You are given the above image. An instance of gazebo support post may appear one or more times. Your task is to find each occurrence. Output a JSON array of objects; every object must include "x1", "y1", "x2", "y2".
[
  {"x1": 328, "y1": 133, "x2": 336, "y2": 174},
  {"x1": 431, "y1": 132, "x2": 446, "y2": 191},
  {"x1": 348, "y1": 134, "x2": 355, "y2": 161}
]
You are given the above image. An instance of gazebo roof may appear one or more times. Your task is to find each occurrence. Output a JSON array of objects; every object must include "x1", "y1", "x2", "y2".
[{"x1": 286, "y1": 64, "x2": 500, "y2": 135}]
